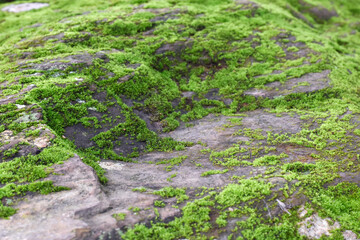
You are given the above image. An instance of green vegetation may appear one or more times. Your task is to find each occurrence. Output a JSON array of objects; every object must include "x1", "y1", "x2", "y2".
[
  {"x1": 0, "y1": 0, "x2": 360, "y2": 238},
  {"x1": 154, "y1": 200, "x2": 166, "y2": 208},
  {"x1": 156, "y1": 156, "x2": 188, "y2": 171},
  {"x1": 132, "y1": 187, "x2": 147, "y2": 193},
  {"x1": 0, "y1": 145, "x2": 73, "y2": 217},
  {"x1": 216, "y1": 179, "x2": 273, "y2": 208},
  {"x1": 153, "y1": 186, "x2": 189, "y2": 204},
  {"x1": 201, "y1": 169, "x2": 228, "y2": 177},
  {"x1": 112, "y1": 212, "x2": 126, "y2": 221},
  {"x1": 252, "y1": 153, "x2": 288, "y2": 166}
]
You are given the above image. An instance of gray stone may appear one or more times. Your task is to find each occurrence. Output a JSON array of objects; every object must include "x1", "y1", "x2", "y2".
[
  {"x1": 343, "y1": 230, "x2": 359, "y2": 240},
  {"x1": 0, "y1": 155, "x2": 110, "y2": 240},
  {"x1": 244, "y1": 70, "x2": 331, "y2": 99},
  {"x1": 2, "y1": 3, "x2": 49, "y2": 13},
  {"x1": 298, "y1": 213, "x2": 340, "y2": 239}
]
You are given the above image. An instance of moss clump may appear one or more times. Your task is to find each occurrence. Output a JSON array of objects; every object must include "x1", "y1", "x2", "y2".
[
  {"x1": 112, "y1": 213, "x2": 126, "y2": 221},
  {"x1": 312, "y1": 182, "x2": 360, "y2": 233},
  {"x1": 1, "y1": 0, "x2": 360, "y2": 237},
  {"x1": 283, "y1": 162, "x2": 315, "y2": 173},
  {"x1": 156, "y1": 156, "x2": 188, "y2": 171},
  {"x1": 153, "y1": 186, "x2": 189, "y2": 204},
  {"x1": 216, "y1": 179, "x2": 273, "y2": 208},
  {"x1": 154, "y1": 200, "x2": 165, "y2": 208},
  {"x1": 201, "y1": 169, "x2": 228, "y2": 177},
  {"x1": 122, "y1": 196, "x2": 214, "y2": 239}
]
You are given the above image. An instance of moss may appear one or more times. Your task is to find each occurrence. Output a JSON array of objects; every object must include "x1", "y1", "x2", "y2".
[
  {"x1": 313, "y1": 182, "x2": 360, "y2": 233},
  {"x1": 0, "y1": 0, "x2": 360, "y2": 235},
  {"x1": 153, "y1": 186, "x2": 189, "y2": 204},
  {"x1": 156, "y1": 156, "x2": 188, "y2": 171},
  {"x1": 112, "y1": 212, "x2": 126, "y2": 221},
  {"x1": 201, "y1": 169, "x2": 228, "y2": 177},
  {"x1": 154, "y1": 200, "x2": 166, "y2": 207},
  {"x1": 216, "y1": 179, "x2": 273, "y2": 208},
  {"x1": 283, "y1": 162, "x2": 315, "y2": 173},
  {"x1": 121, "y1": 196, "x2": 214, "y2": 239},
  {"x1": 132, "y1": 187, "x2": 147, "y2": 192}
]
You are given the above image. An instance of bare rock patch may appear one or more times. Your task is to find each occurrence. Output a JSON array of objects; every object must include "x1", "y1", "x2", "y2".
[
  {"x1": 0, "y1": 155, "x2": 109, "y2": 240},
  {"x1": 244, "y1": 70, "x2": 330, "y2": 99},
  {"x1": 2, "y1": 3, "x2": 49, "y2": 13}
]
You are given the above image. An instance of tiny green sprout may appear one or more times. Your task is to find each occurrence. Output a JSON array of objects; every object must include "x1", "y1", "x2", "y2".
[
  {"x1": 154, "y1": 200, "x2": 166, "y2": 207},
  {"x1": 112, "y1": 213, "x2": 126, "y2": 221}
]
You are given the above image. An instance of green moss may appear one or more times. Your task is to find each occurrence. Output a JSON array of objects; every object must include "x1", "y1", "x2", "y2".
[
  {"x1": 112, "y1": 212, "x2": 126, "y2": 221},
  {"x1": 313, "y1": 182, "x2": 360, "y2": 233},
  {"x1": 216, "y1": 179, "x2": 273, "y2": 208},
  {"x1": 153, "y1": 186, "x2": 189, "y2": 204},
  {"x1": 283, "y1": 162, "x2": 315, "y2": 173},
  {"x1": 132, "y1": 187, "x2": 147, "y2": 193},
  {"x1": 201, "y1": 169, "x2": 228, "y2": 177},
  {"x1": 156, "y1": 156, "x2": 188, "y2": 171},
  {"x1": 1, "y1": 0, "x2": 360, "y2": 235},
  {"x1": 121, "y1": 196, "x2": 214, "y2": 239},
  {"x1": 216, "y1": 211, "x2": 228, "y2": 227},
  {"x1": 154, "y1": 200, "x2": 166, "y2": 207}
]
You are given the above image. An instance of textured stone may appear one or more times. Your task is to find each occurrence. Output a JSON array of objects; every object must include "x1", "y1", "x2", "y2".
[
  {"x1": 0, "y1": 155, "x2": 110, "y2": 240},
  {"x1": 343, "y1": 230, "x2": 360, "y2": 240},
  {"x1": 244, "y1": 70, "x2": 331, "y2": 99},
  {"x1": 298, "y1": 213, "x2": 340, "y2": 239},
  {"x1": 2, "y1": 3, "x2": 49, "y2": 13}
]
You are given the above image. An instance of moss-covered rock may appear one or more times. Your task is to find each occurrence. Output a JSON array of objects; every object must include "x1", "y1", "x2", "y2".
[{"x1": 0, "y1": 0, "x2": 360, "y2": 239}]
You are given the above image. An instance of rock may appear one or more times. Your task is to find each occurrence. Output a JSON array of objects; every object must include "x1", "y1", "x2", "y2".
[
  {"x1": 297, "y1": 0, "x2": 338, "y2": 23},
  {"x1": 158, "y1": 206, "x2": 181, "y2": 222},
  {"x1": 155, "y1": 40, "x2": 193, "y2": 55},
  {"x1": 0, "y1": 121, "x2": 55, "y2": 161},
  {"x1": 276, "y1": 199, "x2": 291, "y2": 215},
  {"x1": 308, "y1": 6, "x2": 338, "y2": 23},
  {"x1": 343, "y1": 230, "x2": 359, "y2": 240},
  {"x1": 287, "y1": 5, "x2": 314, "y2": 28},
  {"x1": 149, "y1": 9, "x2": 182, "y2": 23},
  {"x1": 15, "y1": 104, "x2": 25, "y2": 109},
  {"x1": 298, "y1": 213, "x2": 340, "y2": 239},
  {"x1": 98, "y1": 161, "x2": 124, "y2": 171},
  {"x1": 298, "y1": 205, "x2": 308, "y2": 218},
  {"x1": 244, "y1": 70, "x2": 331, "y2": 99},
  {"x1": 0, "y1": 0, "x2": 359, "y2": 239},
  {"x1": 2, "y1": 3, "x2": 49, "y2": 13},
  {"x1": 33, "y1": 136, "x2": 51, "y2": 148},
  {"x1": 0, "y1": 155, "x2": 110, "y2": 240},
  {"x1": 19, "y1": 52, "x2": 108, "y2": 72},
  {"x1": 0, "y1": 84, "x2": 36, "y2": 105}
]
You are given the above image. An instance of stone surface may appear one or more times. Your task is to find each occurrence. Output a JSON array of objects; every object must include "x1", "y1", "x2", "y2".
[
  {"x1": 0, "y1": 122, "x2": 55, "y2": 162},
  {"x1": 0, "y1": 0, "x2": 359, "y2": 239},
  {"x1": 0, "y1": 109, "x2": 310, "y2": 239},
  {"x1": 343, "y1": 230, "x2": 360, "y2": 240},
  {"x1": 244, "y1": 70, "x2": 330, "y2": 98},
  {"x1": 0, "y1": 155, "x2": 110, "y2": 240},
  {"x1": 2, "y1": 3, "x2": 49, "y2": 13},
  {"x1": 298, "y1": 213, "x2": 340, "y2": 239}
]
